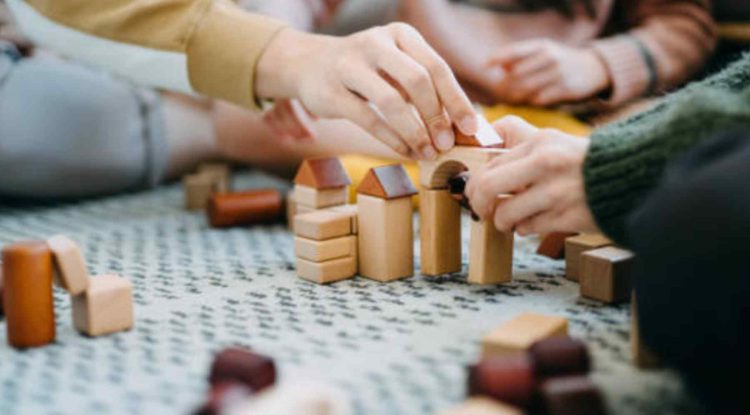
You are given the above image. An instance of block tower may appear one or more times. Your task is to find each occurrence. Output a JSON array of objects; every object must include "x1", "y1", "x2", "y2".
[
  {"x1": 292, "y1": 157, "x2": 351, "y2": 216},
  {"x1": 357, "y1": 164, "x2": 418, "y2": 282}
]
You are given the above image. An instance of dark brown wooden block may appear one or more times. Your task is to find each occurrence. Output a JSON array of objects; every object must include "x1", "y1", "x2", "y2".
[
  {"x1": 294, "y1": 157, "x2": 351, "y2": 189},
  {"x1": 539, "y1": 376, "x2": 606, "y2": 415},
  {"x1": 565, "y1": 234, "x2": 613, "y2": 281},
  {"x1": 357, "y1": 164, "x2": 417, "y2": 200},
  {"x1": 537, "y1": 233, "x2": 577, "y2": 260},
  {"x1": 580, "y1": 247, "x2": 634, "y2": 304},
  {"x1": 2, "y1": 241, "x2": 55, "y2": 348},
  {"x1": 467, "y1": 355, "x2": 536, "y2": 407},
  {"x1": 207, "y1": 190, "x2": 283, "y2": 228},
  {"x1": 529, "y1": 336, "x2": 590, "y2": 378},
  {"x1": 209, "y1": 348, "x2": 276, "y2": 392}
]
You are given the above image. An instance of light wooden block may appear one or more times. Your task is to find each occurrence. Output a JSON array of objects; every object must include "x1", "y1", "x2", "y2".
[
  {"x1": 481, "y1": 313, "x2": 568, "y2": 359},
  {"x1": 565, "y1": 233, "x2": 613, "y2": 281},
  {"x1": 296, "y1": 204, "x2": 315, "y2": 215},
  {"x1": 294, "y1": 185, "x2": 348, "y2": 209},
  {"x1": 357, "y1": 194, "x2": 413, "y2": 282},
  {"x1": 419, "y1": 147, "x2": 507, "y2": 188},
  {"x1": 295, "y1": 235, "x2": 357, "y2": 262},
  {"x1": 439, "y1": 398, "x2": 523, "y2": 415},
  {"x1": 198, "y1": 163, "x2": 232, "y2": 192},
  {"x1": 72, "y1": 274, "x2": 134, "y2": 337},
  {"x1": 329, "y1": 204, "x2": 359, "y2": 234},
  {"x1": 47, "y1": 235, "x2": 90, "y2": 295},
  {"x1": 468, "y1": 220, "x2": 513, "y2": 285},
  {"x1": 297, "y1": 257, "x2": 356, "y2": 284},
  {"x1": 419, "y1": 188, "x2": 461, "y2": 275},
  {"x1": 184, "y1": 174, "x2": 219, "y2": 210},
  {"x1": 294, "y1": 210, "x2": 352, "y2": 240},
  {"x1": 286, "y1": 189, "x2": 297, "y2": 231},
  {"x1": 580, "y1": 247, "x2": 634, "y2": 303},
  {"x1": 631, "y1": 294, "x2": 660, "y2": 368}
]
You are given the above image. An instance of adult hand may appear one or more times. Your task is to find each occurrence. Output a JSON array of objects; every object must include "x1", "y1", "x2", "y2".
[
  {"x1": 487, "y1": 40, "x2": 611, "y2": 106},
  {"x1": 256, "y1": 23, "x2": 478, "y2": 160},
  {"x1": 465, "y1": 116, "x2": 599, "y2": 235},
  {"x1": 262, "y1": 99, "x2": 317, "y2": 142}
]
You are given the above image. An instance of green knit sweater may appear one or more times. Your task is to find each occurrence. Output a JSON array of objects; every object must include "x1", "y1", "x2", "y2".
[{"x1": 584, "y1": 52, "x2": 750, "y2": 246}]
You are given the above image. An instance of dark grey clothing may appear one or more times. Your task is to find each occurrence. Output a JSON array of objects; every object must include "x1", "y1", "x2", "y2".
[{"x1": 0, "y1": 41, "x2": 169, "y2": 200}]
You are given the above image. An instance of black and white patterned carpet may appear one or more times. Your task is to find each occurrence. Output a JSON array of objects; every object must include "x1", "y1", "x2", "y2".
[{"x1": 0, "y1": 172, "x2": 699, "y2": 415}]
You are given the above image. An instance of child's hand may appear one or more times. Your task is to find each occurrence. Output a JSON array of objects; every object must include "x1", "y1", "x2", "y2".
[
  {"x1": 262, "y1": 99, "x2": 317, "y2": 142},
  {"x1": 487, "y1": 40, "x2": 611, "y2": 106},
  {"x1": 465, "y1": 116, "x2": 599, "y2": 235}
]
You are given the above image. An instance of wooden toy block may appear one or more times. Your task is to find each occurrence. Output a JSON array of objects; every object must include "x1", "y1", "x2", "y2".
[
  {"x1": 565, "y1": 233, "x2": 613, "y2": 281},
  {"x1": 357, "y1": 164, "x2": 418, "y2": 200},
  {"x1": 468, "y1": 355, "x2": 536, "y2": 407},
  {"x1": 286, "y1": 189, "x2": 297, "y2": 230},
  {"x1": 537, "y1": 232, "x2": 577, "y2": 259},
  {"x1": 419, "y1": 147, "x2": 507, "y2": 189},
  {"x1": 296, "y1": 204, "x2": 315, "y2": 216},
  {"x1": 294, "y1": 210, "x2": 352, "y2": 240},
  {"x1": 419, "y1": 188, "x2": 461, "y2": 275},
  {"x1": 357, "y1": 194, "x2": 414, "y2": 282},
  {"x1": 539, "y1": 375, "x2": 606, "y2": 415},
  {"x1": 454, "y1": 115, "x2": 504, "y2": 148},
  {"x1": 329, "y1": 204, "x2": 359, "y2": 234},
  {"x1": 207, "y1": 189, "x2": 283, "y2": 228},
  {"x1": 294, "y1": 184, "x2": 348, "y2": 209},
  {"x1": 529, "y1": 337, "x2": 590, "y2": 378},
  {"x1": 198, "y1": 162, "x2": 232, "y2": 192},
  {"x1": 47, "y1": 234, "x2": 90, "y2": 295},
  {"x1": 294, "y1": 157, "x2": 352, "y2": 189},
  {"x1": 468, "y1": 220, "x2": 513, "y2": 285},
  {"x1": 439, "y1": 398, "x2": 522, "y2": 415},
  {"x1": 209, "y1": 347, "x2": 276, "y2": 392},
  {"x1": 631, "y1": 294, "x2": 660, "y2": 368},
  {"x1": 2, "y1": 241, "x2": 55, "y2": 348},
  {"x1": 295, "y1": 235, "x2": 357, "y2": 262},
  {"x1": 72, "y1": 274, "x2": 134, "y2": 337},
  {"x1": 296, "y1": 257, "x2": 357, "y2": 284},
  {"x1": 481, "y1": 313, "x2": 568, "y2": 359},
  {"x1": 580, "y1": 246, "x2": 634, "y2": 303},
  {"x1": 184, "y1": 173, "x2": 220, "y2": 210}
]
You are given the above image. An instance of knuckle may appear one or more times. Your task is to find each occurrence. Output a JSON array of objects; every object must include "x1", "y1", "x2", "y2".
[
  {"x1": 406, "y1": 68, "x2": 431, "y2": 91},
  {"x1": 376, "y1": 91, "x2": 402, "y2": 111}
]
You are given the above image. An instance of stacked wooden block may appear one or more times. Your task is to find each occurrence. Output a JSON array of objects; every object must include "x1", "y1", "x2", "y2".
[
  {"x1": 1, "y1": 235, "x2": 133, "y2": 348},
  {"x1": 291, "y1": 157, "x2": 359, "y2": 284},
  {"x1": 184, "y1": 162, "x2": 232, "y2": 210}
]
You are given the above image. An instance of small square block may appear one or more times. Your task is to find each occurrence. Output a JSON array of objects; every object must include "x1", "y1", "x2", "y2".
[
  {"x1": 294, "y1": 185, "x2": 348, "y2": 209},
  {"x1": 565, "y1": 234, "x2": 613, "y2": 281},
  {"x1": 47, "y1": 235, "x2": 90, "y2": 295},
  {"x1": 184, "y1": 174, "x2": 220, "y2": 210},
  {"x1": 481, "y1": 313, "x2": 568, "y2": 359},
  {"x1": 294, "y1": 210, "x2": 352, "y2": 240},
  {"x1": 295, "y1": 235, "x2": 357, "y2": 262},
  {"x1": 439, "y1": 398, "x2": 522, "y2": 415},
  {"x1": 296, "y1": 257, "x2": 356, "y2": 284},
  {"x1": 328, "y1": 204, "x2": 358, "y2": 234},
  {"x1": 580, "y1": 247, "x2": 634, "y2": 303},
  {"x1": 72, "y1": 274, "x2": 133, "y2": 336},
  {"x1": 198, "y1": 163, "x2": 232, "y2": 192}
]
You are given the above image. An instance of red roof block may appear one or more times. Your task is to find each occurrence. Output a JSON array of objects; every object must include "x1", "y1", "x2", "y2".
[
  {"x1": 294, "y1": 157, "x2": 352, "y2": 189},
  {"x1": 357, "y1": 164, "x2": 417, "y2": 200}
]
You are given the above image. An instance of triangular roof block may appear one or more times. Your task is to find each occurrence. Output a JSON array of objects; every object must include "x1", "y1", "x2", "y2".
[
  {"x1": 455, "y1": 115, "x2": 503, "y2": 148},
  {"x1": 357, "y1": 164, "x2": 417, "y2": 200},
  {"x1": 294, "y1": 157, "x2": 352, "y2": 189}
]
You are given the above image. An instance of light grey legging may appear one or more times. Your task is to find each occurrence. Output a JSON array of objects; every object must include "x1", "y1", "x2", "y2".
[{"x1": 0, "y1": 41, "x2": 169, "y2": 200}]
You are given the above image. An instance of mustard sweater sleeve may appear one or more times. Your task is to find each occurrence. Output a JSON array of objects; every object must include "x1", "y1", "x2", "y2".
[{"x1": 23, "y1": 0, "x2": 287, "y2": 109}]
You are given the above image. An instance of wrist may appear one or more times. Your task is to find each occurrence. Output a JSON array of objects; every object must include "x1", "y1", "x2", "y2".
[
  {"x1": 585, "y1": 49, "x2": 611, "y2": 95},
  {"x1": 256, "y1": 28, "x2": 322, "y2": 100}
]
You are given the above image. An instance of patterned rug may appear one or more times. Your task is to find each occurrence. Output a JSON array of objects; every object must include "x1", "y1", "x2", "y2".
[{"x1": 0, "y1": 172, "x2": 699, "y2": 415}]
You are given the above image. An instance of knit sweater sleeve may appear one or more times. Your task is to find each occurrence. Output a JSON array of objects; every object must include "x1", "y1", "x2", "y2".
[{"x1": 583, "y1": 54, "x2": 750, "y2": 246}]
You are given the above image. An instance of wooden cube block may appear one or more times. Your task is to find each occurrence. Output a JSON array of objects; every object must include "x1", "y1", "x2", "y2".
[
  {"x1": 184, "y1": 174, "x2": 220, "y2": 210},
  {"x1": 565, "y1": 234, "x2": 612, "y2": 281},
  {"x1": 357, "y1": 194, "x2": 414, "y2": 282},
  {"x1": 481, "y1": 313, "x2": 568, "y2": 359},
  {"x1": 72, "y1": 274, "x2": 134, "y2": 336},
  {"x1": 47, "y1": 235, "x2": 90, "y2": 295},
  {"x1": 439, "y1": 398, "x2": 522, "y2": 415},
  {"x1": 198, "y1": 162, "x2": 232, "y2": 192},
  {"x1": 631, "y1": 294, "x2": 660, "y2": 368},
  {"x1": 296, "y1": 257, "x2": 356, "y2": 284},
  {"x1": 329, "y1": 204, "x2": 359, "y2": 234},
  {"x1": 294, "y1": 185, "x2": 348, "y2": 209},
  {"x1": 468, "y1": 220, "x2": 513, "y2": 285},
  {"x1": 537, "y1": 232, "x2": 577, "y2": 259},
  {"x1": 419, "y1": 188, "x2": 462, "y2": 276},
  {"x1": 295, "y1": 235, "x2": 357, "y2": 262},
  {"x1": 294, "y1": 210, "x2": 352, "y2": 240},
  {"x1": 580, "y1": 247, "x2": 634, "y2": 303},
  {"x1": 468, "y1": 355, "x2": 536, "y2": 407}
]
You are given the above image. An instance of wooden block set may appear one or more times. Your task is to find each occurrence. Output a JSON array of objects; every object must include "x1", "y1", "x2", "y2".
[
  {"x1": 1, "y1": 235, "x2": 133, "y2": 349},
  {"x1": 443, "y1": 313, "x2": 605, "y2": 415}
]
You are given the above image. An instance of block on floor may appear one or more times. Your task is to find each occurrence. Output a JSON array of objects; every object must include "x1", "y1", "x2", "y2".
[
  {"x1": 184, "y1": 174, "x2": 219, "y2": 210},
  {"x1": 565, "y1": 233, "x2": 613, "y2": 281},
  {"x1": 357, "y1": 194, "x2": 414, "y2": 282},
  {"x1": 468, "y1": 220, "x2": 513, "y2": 285},
  {"x1": 580, "y1": 247, "x2": 634, "y2": 303},
  {"x1": 294, "y1": 185, "x2": 348, "y2": 209},
  {"x1": 47, "y1": 235, "x2": 90, "y2": 295},
  {"x1": 72, "y1": 274, "x2": 134, "y2": 337},
  {"x1": 419, "y1": 188, "x2": 462, "y2": 276},
  {"x1": 198, "y1": 162, "x2": 232, "y2": 192},
  {"x1": 294, "y1": 210, "x2": 352, "y2": 240},
  {"x1": 537, "y1": 232, "x2": 577, "y2": 259},
  {"x1": 439, "y1": 398, "x2": 522, "y2": 415},
  {"x1": 481, "y1": 313, "x2": 568, "y2": 359},
  {"x1": 295, "y1": 235, "x2": 357, "y2": 262},
  {"x1": 297, "y1": 257, "x2": 356, "y2": 284}
]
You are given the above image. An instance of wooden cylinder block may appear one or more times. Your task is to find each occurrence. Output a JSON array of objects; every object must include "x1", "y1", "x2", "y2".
[
  {"x1": 2, "y1": 241, "x2": 56, "y2": 348},
  {"x1": 467, "y1": 355, "x2": 536, "y2": 407},
  {"x1": 207, "y1": 190, "x2": 283, "y2": 228},
  {"x1": 529, "y1": 336, "x2": 590, "y2": 378},
  {"x1": 209, "y1": 348, "x2": 276, "y2": 392}
]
